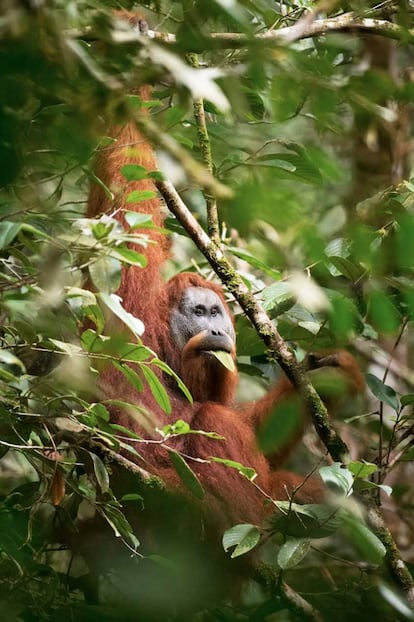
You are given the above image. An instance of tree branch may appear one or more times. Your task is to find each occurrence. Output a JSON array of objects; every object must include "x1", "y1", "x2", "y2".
[
  {"x1": 253, "y1": 563, "x2": 323, "y2": 622},
  {"x1": 68, "y1": 11, "x2": 414, "y2": 48},
  {"x1": 187, "y1": 52, "x2": 221, "y2": 245},
  {"x1": 121, "y1": 13, "x2": 414, "y2": 47},
  {"x1": 367, "y1": 505, "x2": 414, "y2": 608},
  {"x1": 85, "y1": 439, "x2": 163, "y2": 485}
]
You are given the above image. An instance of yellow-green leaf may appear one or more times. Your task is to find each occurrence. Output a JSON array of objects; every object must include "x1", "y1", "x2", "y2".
[{"x1": 208, "y1": 350, "x2": 236, "y2": 373}]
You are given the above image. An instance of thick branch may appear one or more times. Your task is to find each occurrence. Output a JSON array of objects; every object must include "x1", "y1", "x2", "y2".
[
  {"x1": 367, "y1": 505, "x2": 414, "y2": 608},
  {"x1": 68, "y1": 11, "x2": 414, "y2": 47},
  {"x1": 116, "y1": 13, "x2": 414, "y2": 47},
  {"x1": 239, "y1": 13, "x2": 414, "y2": 46},
  {"x1": 155, "y1": 178, "x2": 349, "y2": 464}
]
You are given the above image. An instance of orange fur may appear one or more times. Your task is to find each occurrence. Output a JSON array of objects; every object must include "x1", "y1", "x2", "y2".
[{"x1": 87, "y1": 78, "x2": 365, "y2": 533}]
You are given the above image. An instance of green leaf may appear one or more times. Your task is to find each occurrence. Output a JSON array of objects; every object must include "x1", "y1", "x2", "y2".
[
  {"x1": 366, "y1": 373, "x2": 399, "y2": 411},
  {"x1": 0, "y1": 349, "x2": 25, "y2": 372},
  {"x1": 118, "y1": 441, "x2": 144, "y2": 461},
  {"x1": 0, "y1": 221, "x2": 21, "y2": 248},
  {"x1": 100, "y1": 293, "x2": 145, "y2": 338},
  {"x1": 348, "y1": 460, "x2": 377, "y2": 479},
  {"x1": 121, "y1": 164, "x2": 148, "y2": 181},
  {"x1": 87, "y1": 171, "x2": 114, "y2": 200},
  {"x1": 103, "y1": 506, "x2": 138, "y2": 548},
  {"x1": 328, "y1": 256, "x2": 365, "y2": 281},
  {"x1": 104, "y1": 399, "x2": 148, "y2": 416},
  {"x1": 121, "y1": 493, "x2": 143, "y2": 503},
  {"x1": 211, "y1": 457, "x2": 257, "y2": 481},
  {"x1": 109, "y1": 423, "x2": 143, "y2": 440},
  {"x1": 254, "y1": 153, "x2": 296, "y2": 172},
  {"x1": 328, "y1": 291, "x2": 364, "y2": 339},
  {"x1": 124, "y1": 212, "x2": 154, "y2": 229},
  {"x1": 400, "y1": 394, "x2": 414, "y2": 407},
  {"x1": 111, "y1": 247, "x2": 147, "y2": 266},
  {"x1": 189, "y1": 430, "x2": 225, "y2": 440},
  {"x1": 152, "y1": 358, "x2": 193, "y2": 403},
  {"x1": 222, "y1": 523, "x2": 260, "y2": 558},
  {"x1": 92, "y1": 221, "x2": 113, "y2": 240},
  {"x1": 148, "y1": 170, "x2": 164, "y2": 181},
  {"x1": 84, "y1": 335, "x2": 151, "y2": 362},
  {"x1": 126, "y1": 95, "x2": 160, "y2": 109},
  {"x1": 162, "y1": 419, "x2": 191, "y2": 436},
  {"x1": 262, "y1": 282, "x2": 296, "y2": 317},
  {"x1": 29, "y1": 431, "x2": 43, "y2": 447},
  {"x1": 207, "y1": 350, "x2": 236, "y2": 373},
  {"x1": 140, "y1": 364, "x2": 171, "y2": 414},
  {"x1": 66, "y1": 286, "x2": 97, "y2": 306},
  {"x1": 255, "y1": 150, "x2": 323, "y2": 184},
  {"x1": 342, "y1": 514, "x2": 386, "y2": 564},
  {"x1": 89, "y1": 256, "x2": 121, "y2": 294},
  {"x1": 277, "y1": 538, "x2": 311, "y2": 569},
  {"x1": 368, "y1": 290, "x2": 401, "y2": 334},
  {"x1": 228, "y1": 247, "x2": 281, "y2": 279},
  {"x1": 91, "y1": 453, "x2": 110, "y2": 494},
  {"x1": 126, "y1": 190, "x2": 157, "y2": 203},
  {"x1": 257, "y1": 398, "x2": 302, "y2": 455},
  {"x1": 273, "y1": 502, "x2": 343, "y2": 539},
  {"x1": 81, "y1": 329, "x2": 106, "y2": 353},
  {"x1": 245, "y1": 90, "x2": 265, "y2": 120},
  {"x1": 168, "y1": 450, "x2": 205, "y2": 500},
  {"x1": 378, "y1": 583, "x2": 414, "y2": 620},
  {"x1": 89, "y1": 403, "x2": 110, "y2": 422},
  {"x1": 319, "y1": 463, "x2": 354, "y2": 497},
  {"x1": 48, "y1": 339, "x2": 83, "y2": 356},
  {"x1": 353, "y1": 479, "x2": 392, "y2": 496},
  {"x1": 0, "y1": 366, "x2": 20, "y2": 382},
  {"x1": 81, "y1": 304, "x2": 106, "y2": 333},
  {"x1": 113, "y1": 362, "x2": 144, "y2": 394},
  {"x1": 164, "y1": 105, "x2": 187, "y2": 128}
]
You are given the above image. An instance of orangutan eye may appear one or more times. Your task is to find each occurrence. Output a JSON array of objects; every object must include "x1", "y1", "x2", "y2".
[
  {"x1": 211, "y1": 307, "x2": 219, "y2": 317},
  {"x1": 194, "y1": 305, "x2": 205, "y2": 316}
]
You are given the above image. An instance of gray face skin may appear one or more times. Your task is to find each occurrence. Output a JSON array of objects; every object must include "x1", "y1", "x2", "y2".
[{"x1": 170, "y1": 287, "x2": 235, "y2": 352}]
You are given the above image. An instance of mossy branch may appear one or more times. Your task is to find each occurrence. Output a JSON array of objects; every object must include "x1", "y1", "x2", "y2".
[
  {"x1": 155, "y1": 178, "x2": 414, "y2": 608},
  {"x1": 367, "y1": 505, "x2": 414, "y2": 608},
  {"x1": 187, "y1": 53, "x2": 220, "y2": 245}
]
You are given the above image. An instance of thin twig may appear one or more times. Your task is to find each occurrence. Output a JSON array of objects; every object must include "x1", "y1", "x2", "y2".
[
  {"x1": 253, "y1": 564, "x2": 323, "y2": 622},
  {"x1": 187, "y1": 53, "x2": 221, "y2": 245},
  {"x1": 134, "y1": 113, "x2": 233, "y2": 200},
  {"x1": 85, "y1": 439, "x2": 159, "y2": 483}
]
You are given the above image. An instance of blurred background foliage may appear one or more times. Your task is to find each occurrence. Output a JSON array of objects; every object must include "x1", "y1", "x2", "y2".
[{"x1": 1, "y1": 0, "x2": 414, "y2": 620}]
